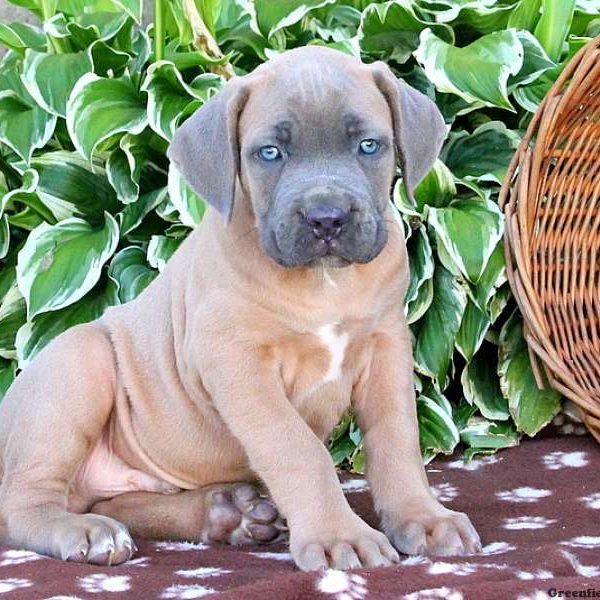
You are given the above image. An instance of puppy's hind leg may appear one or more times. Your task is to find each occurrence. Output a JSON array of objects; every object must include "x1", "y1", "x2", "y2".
[
  {"x1": 0, "y1": 324, "x2": 134, "y2": 565},
  {"x1": 92, "y1": 482, "x2": 287, "y2": 545}
]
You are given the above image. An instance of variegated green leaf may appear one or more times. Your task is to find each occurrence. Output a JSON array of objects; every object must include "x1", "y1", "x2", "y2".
[
  {"x1": 22, "y1": 49, "x2": 93, "y2": 118},
  {"x1": 254, "y1": 0, "x2": 337, "y2": 37},
  {"x1": 147, "y1": 235, "x2": 183, "y2": 271},
  {"x1": 1, "y1": 169, "x2": 56, "y2": 225},
  {"x1": 0, "y1": 283, "x2": 26, "y2": 360},
  {"x1": 462, "y1": 351, "x2": 510, "y2": 421},
  {"x1": 405, "y1": 225, "x2": 434, "y2": 324},
  {"x1": 413, "y1": 265, "x2": 467, "y2": 387},
  {"x1": 498, "y1": 310, "x2": 561, "y2": 436},
  {"x1": 16, "y1": 280, "x2": 118, "y2": 368},
  {"x1": 0, "y1": 22, "x2": 46, "y2": 55},
  {"x1": 0, "y1": 215, "x2": 9, "y2": 260},
  {"x1": 141, "y1": 61, "x2": 223, "y2": 141},
  {"x1": 417, "y1": 393, "x2": 460, "y2": 455},
  {"x1": 358, "y1": 1, "x2": 453, "y2": 63},
  {"x1": 470, "y1": 243, "x2": 506, "y2": 312},
  {"x1": 442, "y1": 121, "x2": 521, "y2": 184},
  {"x1": 66, "y1": 73, "x2": 147, "y2": 162},
  {"x1": 427, "y1": 197, "x2": 504, "y2": 284},
  {"x1": 106, "y1": 132, "x2": 166, "y2": 204},
  {"x1": 13, "y1": 152, "x2": 120, "y2": 221},
  {"x1": 16, "y1": 213, "x2": 119, "y2": 318},
  {"x1": 414, "y1": 28, "x2": 524, "y2": 109},
  {"x1": 0, "y1": 89, "x2": 56, "y2": 163},
  {"x1": 460, "y1": 418, "x2": 519, "y2": 454},
  {"x1": 108, "y1": 246, "x2": 157, "y2": 303},
  {"x1": 0, "y1": 358, "x2": 16, "y2": 401},
  {"x1": 167, "y1": 164, "x2": 206, "y2": 228},
  {"x1": 456, "y1": 299, "x2": 490, "y2": 362},
  {"x1": 395, "y1": 160, "x2": 456, "y2": 217},
  {"x1": 509, "y1": 30, "x2": 555, "y2": 88},
  {"x1": 534, "y1": 0, "x2": 576, "y2": 61},
  {"x1": 119, "y1": 188, "x2": 168, "y2": 236}
]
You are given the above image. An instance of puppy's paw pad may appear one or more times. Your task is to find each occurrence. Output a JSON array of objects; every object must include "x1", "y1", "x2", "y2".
[{"x1": 205, "y1": 483, "x2": 286, "y2": 545}]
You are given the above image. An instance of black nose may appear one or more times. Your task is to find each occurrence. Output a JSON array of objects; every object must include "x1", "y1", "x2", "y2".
[{"x1": 305, "y1": 205, "x2": 349, "y2": 241}]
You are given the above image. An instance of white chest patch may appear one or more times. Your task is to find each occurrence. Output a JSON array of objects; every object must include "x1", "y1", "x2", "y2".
[
  {"x1": 318, "y1": 323, "x2": 349, "y2": 383},
  {"x1": 322, "y1": 269, "x2": 337, "y2": 288}
]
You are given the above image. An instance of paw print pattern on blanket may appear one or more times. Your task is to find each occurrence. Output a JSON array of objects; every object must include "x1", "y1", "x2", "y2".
[
  {"x1": 431, "y1": 482, "x2": 459, "y2": 502},
  {"x1": 561, "y1": 536, "x2": 600, "y2": 548},
  {"x1": 1, "y1": 432, "x2": 600, "y2": 598},
  {"x1": 580, "y1": 491, "x2": 600, "y2": 509},
  {"x1": 160, "y1": 583, "x2": 217, "y2": 599},
  {"x1": 403, "y1": 587, "x2": 463, "y2": 600},
  {"x1": 0, "y1": 578, "x2": 33, "y2": 593},
  {"x1": 542, "y1": 450, "x2": 589, "y2": 469},
  {"x1": 503, "y1": 516, "x2": 558, "y2": 529},
  {"x1": 496, "y1": 487, "x2": 552, "y2": 503},
  {"x1": 316, "y1": 570, "x2": 367, "y2": 600},
  {"x1": 79, "y1": 574, "x2": 131, "y2": 593},
  {"x1": 0, "y1": 549, "x2": 44, "y2": 566}
]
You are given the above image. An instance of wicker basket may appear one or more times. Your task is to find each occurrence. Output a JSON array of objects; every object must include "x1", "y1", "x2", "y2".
[{"x1": 499, "y1": 36, "x2": 600, "y2": 441}]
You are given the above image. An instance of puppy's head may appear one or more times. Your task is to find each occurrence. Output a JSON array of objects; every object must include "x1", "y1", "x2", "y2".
[{"x1": 168, "y1": 46, "x2": 446, "y2": 268}]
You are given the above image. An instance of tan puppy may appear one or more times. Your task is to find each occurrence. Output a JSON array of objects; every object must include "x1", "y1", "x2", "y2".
[{"x1": 0, "y1": 47, "x2": 480, "y2": 571}]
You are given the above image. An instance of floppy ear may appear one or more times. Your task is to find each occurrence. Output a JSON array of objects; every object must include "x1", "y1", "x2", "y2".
[
  {"x1": 167, "y1": 80, "x2": 249, "y2": 221},
  {"x1": 371, "y1": 63, "x2": 446, "y2": 202}
]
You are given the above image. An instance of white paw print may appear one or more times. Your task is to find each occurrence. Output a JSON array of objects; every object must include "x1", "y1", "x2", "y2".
[
  {"x1": 0, "y1": 578, "x2": 33, "y2": 593},
  {"x1": 503, "y1": 516, "x2": 557, "y2": 530},
  {"x1": 542, "y1": 451, "x2": 588, "y2": 470},
  {"x1": 481, "y1": 541, "x2": 516, "y2": 555},
  {"x1": 0, "y1": 549, "x2": 44, "y2": 566},
  {"x1": 403, "y1": 587, "x2": 463, "y2": 600},
  {"x1": 250, "y1": 551, "x2": 293, "y2": 561},
  {"x1": 496, "y1": 487, "x2": 552, "y2": 503},
  {"x1": 79, "y1": 574, "x2": 131, "y2": 593},
  {"x1": 561, "y1": 550, "x2": 600, "y2": 577},
  {"x1": 154, "y1": 541, "x2": 209, "y2": 552},
  {"x1": 175, "y1": 567, "x2": 231, "y2": 578},
  {"x1": 516, "y1": 569, "x2": 553, "y2": 580},
  {"x1": 427, "y1": 561, "x2": 507, "y2": 577},
  {"x1": 432, "y1": 482, "x2": 458, "y2": 502},
  {"x1": 340, "y1": 479, "x2": 369, "y2": 492},
  {"x1": 316, "y1": 570, "x2": 367, "y2": 600},
  {"x1": 580, "y1": 492, "x2": 600, "y2": 509},
  {"x1": 446, "y1": 455, "x2": 501, "y2": 471},
  {"x1": 561, "y1": 536, "x2": 600, "y2": 548},
  {"x1": 160, "y1": 584, "x2": 216, "y2": 599},
  {"x1": 126, "y1": 556, "x2": 150, "y2": 567},
  {"x1": 428, "y1": 561, "x2": 478, "y2": 576}
]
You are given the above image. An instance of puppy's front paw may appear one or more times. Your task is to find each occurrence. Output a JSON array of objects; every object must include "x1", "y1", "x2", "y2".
[
  {"x1": 382, "y1": 501, "x2": 481, "y2": 557},
  {"x1": 290, "y1": 518, "x2": 400, "y2": 571}
]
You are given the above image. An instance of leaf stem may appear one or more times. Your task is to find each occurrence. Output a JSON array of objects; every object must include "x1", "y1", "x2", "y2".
[
  {"x1": 154, "y1": 0, "x2": 165, "y2": 62},
  {"x1": 182, "y1": 0, "x2": 235, "y2": 80},
  {"x1": 41, "y1": 0, "x2": 65, "y2": 54}
]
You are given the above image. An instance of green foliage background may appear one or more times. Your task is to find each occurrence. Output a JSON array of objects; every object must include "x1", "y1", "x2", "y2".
[{"x1": 0, "y1": 0, "x2": 598, "y2": 468}]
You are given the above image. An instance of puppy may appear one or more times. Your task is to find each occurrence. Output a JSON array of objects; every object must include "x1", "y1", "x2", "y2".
[{"x1": 0, "y1": 46, "x2": 480, "y2": 570}]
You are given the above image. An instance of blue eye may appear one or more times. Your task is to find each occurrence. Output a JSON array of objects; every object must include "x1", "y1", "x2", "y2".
[
  {"x1": 258, "y1": 145, "x2": 282, "y2": 161},
  {"x1": 359, "y1": 139, "x2": 380, "y2": 155}
]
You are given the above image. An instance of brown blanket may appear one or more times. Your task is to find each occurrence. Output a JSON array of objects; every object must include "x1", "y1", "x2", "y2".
[{"x1": 1, "y1": 430, "x2": 599, "y2": 599}]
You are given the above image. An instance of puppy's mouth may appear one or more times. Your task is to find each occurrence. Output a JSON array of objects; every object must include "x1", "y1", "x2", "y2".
[
  {"x1": 266, "y1": 226, "x2": 384, "y2": 269},
  {"x1": 305, "y1": 239, "x2": 352, "y2": 268}
]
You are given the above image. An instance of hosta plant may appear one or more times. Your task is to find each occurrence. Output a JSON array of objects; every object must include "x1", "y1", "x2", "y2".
[{"x1": 0, "y1": 0, "x2": 598, "y2": 469}]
